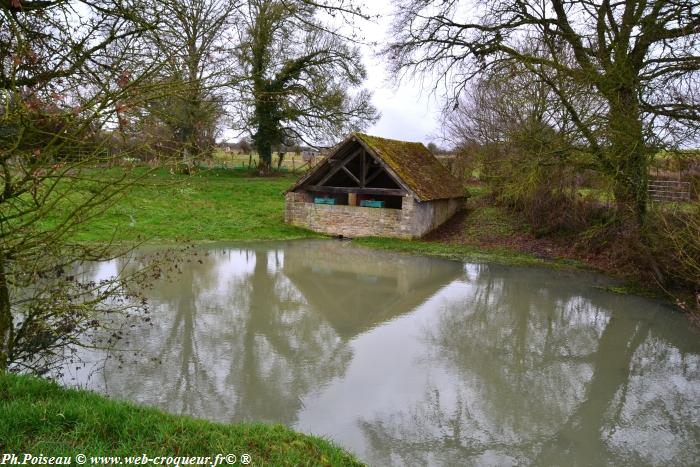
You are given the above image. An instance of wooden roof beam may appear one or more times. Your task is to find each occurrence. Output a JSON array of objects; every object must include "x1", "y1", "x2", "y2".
[
  {"x1": 316, "y1": 148, "x2": 362, "y2": 186},
  {"x1": 307, "y1": 185, "x2": 406, "y2": 196}
]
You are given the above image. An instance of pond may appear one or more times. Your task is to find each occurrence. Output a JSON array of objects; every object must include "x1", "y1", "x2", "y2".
[{"x1": 68, "y1": 240, "x2": 699, "y2": 466}]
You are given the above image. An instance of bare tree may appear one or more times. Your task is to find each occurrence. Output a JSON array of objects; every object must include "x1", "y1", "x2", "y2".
[
  {"x1": 0, "y1": 0, "x2": 165, "y2": 373},
  {"x1": 127, "y1": 0, "x2": 239, "y2": 164},
  {"x1": 386, "y1": 0, "x2": 700, "y2": 225},
  {"x1": 447, "y1": 58, "x2": 605, "y2": 233}
]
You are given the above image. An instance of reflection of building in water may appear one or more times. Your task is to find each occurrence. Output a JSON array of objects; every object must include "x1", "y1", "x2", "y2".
[{"x1": 283, "y1": 240, "x2": 463, "y2": 339}]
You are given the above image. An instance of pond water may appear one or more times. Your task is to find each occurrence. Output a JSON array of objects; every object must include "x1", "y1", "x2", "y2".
[{"x1": 69, "y1": 240, "x2": 700, "y2": 466}]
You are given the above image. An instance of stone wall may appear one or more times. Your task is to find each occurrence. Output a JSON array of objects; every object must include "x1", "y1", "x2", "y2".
[
  {"x1": 404, "y1": 197, "x2": 463, "y2": 238},
  {"x1": 285, "y1": 191, "x2": 463, "y2": 239}
]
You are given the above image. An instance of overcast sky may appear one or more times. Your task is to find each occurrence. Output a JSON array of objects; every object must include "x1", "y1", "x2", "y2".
[{"x1": 354, "y1": 2, "x2": 443, "y2": 145}]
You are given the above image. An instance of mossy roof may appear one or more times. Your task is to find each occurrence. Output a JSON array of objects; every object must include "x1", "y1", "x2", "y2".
[
  {"x1": 353, "y1": 133, "x2": 464, "y2": 201},
  {"x1": 291, "y1": 133, "x2": 465, "y2": 201}
]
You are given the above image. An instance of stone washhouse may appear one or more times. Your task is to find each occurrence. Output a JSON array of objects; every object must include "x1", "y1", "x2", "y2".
[{"x1": 284, "y1": 133, "x2": 466, "y2": 239}]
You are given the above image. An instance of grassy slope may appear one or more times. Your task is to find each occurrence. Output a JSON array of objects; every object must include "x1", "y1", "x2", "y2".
[
  {"x1": 64, "y1": 168, "x2": 317, "y2": 242},
  {"x1": 353, "y1": 237, "x2": 553, "y2": 267},
  {"x1": 355, "y1": 185, "x2": 586, "y2": 269},
  {"x1": 0, "y1": 372, "x2": 362, "y2": 466}
]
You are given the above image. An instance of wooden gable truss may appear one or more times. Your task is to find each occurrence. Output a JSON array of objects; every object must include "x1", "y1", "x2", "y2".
[{"x1": 305, "y1": 141, "x2": 410, "y2": 198}]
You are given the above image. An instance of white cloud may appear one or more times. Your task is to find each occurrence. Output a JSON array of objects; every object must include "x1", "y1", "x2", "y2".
[{"x1": 356, "y1": 2, "x2": 442, "y2": 144}]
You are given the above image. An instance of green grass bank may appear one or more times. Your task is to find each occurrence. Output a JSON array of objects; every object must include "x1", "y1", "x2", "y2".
[
  {"x1": 0, "y1": 372, "x2": 363, "y2": 466},
  {"x1": 60, "y1": 167, "x2": 567, "y2": 268},
  {"x1": 56, "y1": 168, "x2": 315, "y2": 243}
]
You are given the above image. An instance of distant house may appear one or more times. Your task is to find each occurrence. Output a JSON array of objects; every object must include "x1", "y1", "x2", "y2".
[
  {"x1": 218, "y1": 142, "x2": 242, "y2": 154},
  {"x1": 285, "y1": 132, "x2": 466, "y2": 239}
]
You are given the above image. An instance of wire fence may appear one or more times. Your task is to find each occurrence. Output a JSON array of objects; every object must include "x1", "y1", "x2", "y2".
[{"x1": 648, "y1": 179, "x2": 693, "y2": 202}]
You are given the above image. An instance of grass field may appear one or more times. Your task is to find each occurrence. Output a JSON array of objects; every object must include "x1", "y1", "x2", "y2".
[
  {"x1": 0, "y1": 372, "x2": 362, "y2": 466},
  {"x1": 210, "y1": 149, "x2": 321, "y2": 172},
  {"x1": 353, "y1": 237, "x2": 560, "y2": 267},
  {"x1": 55, "y1": 167, "x2": 318, "y2": 243}
]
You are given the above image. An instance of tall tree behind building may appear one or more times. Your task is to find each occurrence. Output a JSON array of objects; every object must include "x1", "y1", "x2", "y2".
[
  {"x1": 231, "y1": 0, "x2": 378, "y2": 173},
  {"x1": 137, "y1": 0, "x2": 239, "y2": 162}
]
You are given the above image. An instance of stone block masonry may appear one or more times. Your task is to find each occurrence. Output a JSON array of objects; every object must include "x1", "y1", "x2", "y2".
[{"x1": 285, "y1": 192, "x2": 463, "y2": 239}]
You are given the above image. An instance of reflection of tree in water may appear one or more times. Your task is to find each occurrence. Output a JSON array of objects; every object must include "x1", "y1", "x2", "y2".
[
  {"x1": 598, "y1": 325, "x2": 700, "y2": 466},
  {"x1": 231, "y1": 249, "x2": 353, "y2": 423},
  {"x1": 82, "y1": 241, "x2": 464, "y2": 431},
  {"x1": 94, "y1": 246, "x2": 352, "y2": 425},
  {"x1": 359, "y1": 264, "x2": 700, "y2": 466}
]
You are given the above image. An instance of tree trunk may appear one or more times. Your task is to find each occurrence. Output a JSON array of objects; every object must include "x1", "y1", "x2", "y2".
[
  {"x1": 252, "y1": 77, "x2": 281, "y2": 176},
  {"x1": 258, "y1": 142, "x2": 272, "y2": 173},
  {"x1": 607, "y1": 88, "x2": 648, "y2": 227},
  {"x1": 0, "y1": 255, "x2": 13, "y2": 370},
  {"x1": 277, "y1": 152, "x2": 284, "y2": 169}
]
